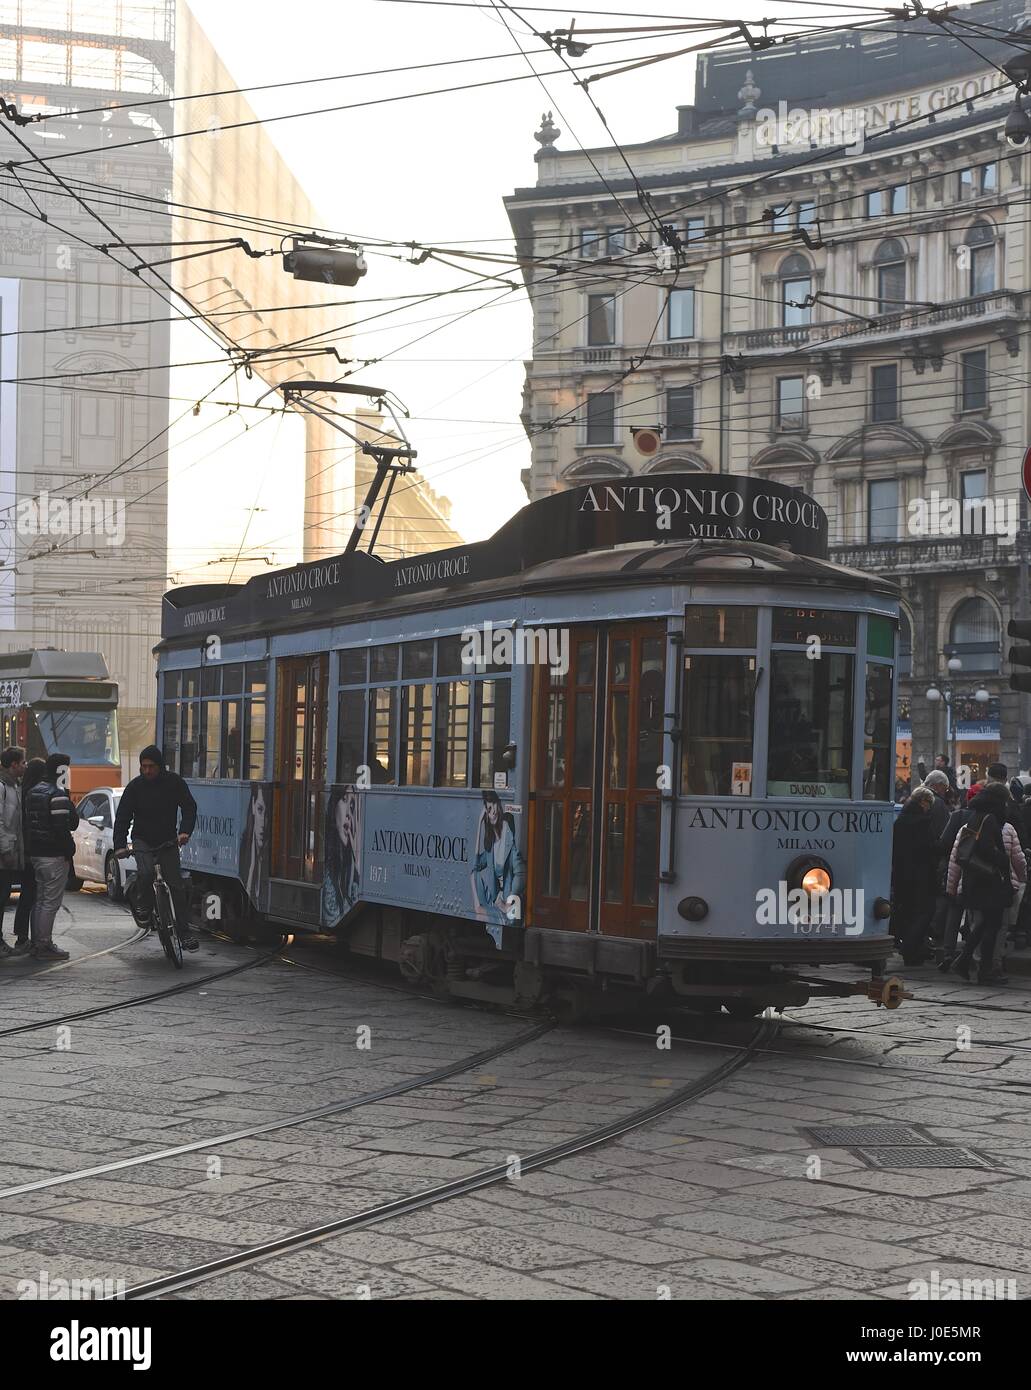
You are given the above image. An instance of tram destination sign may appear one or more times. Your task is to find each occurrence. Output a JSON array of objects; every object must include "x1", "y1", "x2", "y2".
[{"x1": 161, "y1": 473, "x2": 829, "y2": 639}]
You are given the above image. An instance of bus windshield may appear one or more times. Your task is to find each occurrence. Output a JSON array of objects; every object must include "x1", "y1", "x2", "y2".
[{"x1": 35, "y1": 710, "x2": 120, "y2": 767}]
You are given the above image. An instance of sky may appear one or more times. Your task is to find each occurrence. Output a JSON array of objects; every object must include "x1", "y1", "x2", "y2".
[{"x1": 167, "y1": 0, "x2": 892, "y2": 580}]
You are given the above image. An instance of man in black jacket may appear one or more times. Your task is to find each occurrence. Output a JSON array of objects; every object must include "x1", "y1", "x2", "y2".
[
  {"x1": 114, "y1": 745, "x2": 198, "y2": 950},
  {"x1": 25, "y1": 751, "x2": 78, "y2": 960}
]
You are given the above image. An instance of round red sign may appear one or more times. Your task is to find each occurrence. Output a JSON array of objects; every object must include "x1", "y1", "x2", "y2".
[{"x1": 1023, "y1": 446, "x2": 1031, "y2": 504}]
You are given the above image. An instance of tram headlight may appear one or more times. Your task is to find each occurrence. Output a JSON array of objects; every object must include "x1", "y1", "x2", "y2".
[{"x1": 786, "y1": 855, "x2": 833, "y2": 897}]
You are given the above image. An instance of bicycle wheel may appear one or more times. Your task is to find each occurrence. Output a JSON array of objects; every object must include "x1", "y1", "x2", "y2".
[{"x1": 155, "y1": 881, "x2": 183, "y2": 970}]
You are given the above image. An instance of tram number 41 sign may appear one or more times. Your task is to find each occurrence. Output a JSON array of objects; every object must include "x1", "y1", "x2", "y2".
[{"x1": 731, "y1": 762, "x2": 752, "y2": 796}]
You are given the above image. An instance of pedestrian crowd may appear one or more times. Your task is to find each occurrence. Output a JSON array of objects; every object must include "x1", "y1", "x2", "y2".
[
  {"x1": 0, "y1": 745, "x2": 80, "y2": 962},
  {"x1": 892, "y1": 754, "x2": 1031, "y2": 983}
]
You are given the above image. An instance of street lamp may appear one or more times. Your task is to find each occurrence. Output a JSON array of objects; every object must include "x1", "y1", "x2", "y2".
[{"x1": 925, "y1": 659, "x2": 992, "y2": 781}]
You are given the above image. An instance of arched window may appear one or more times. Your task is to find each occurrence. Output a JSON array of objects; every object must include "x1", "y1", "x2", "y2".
[
  {"x1": 949, "y1": 597, "x2": 1000, "y2": 673},
  {"x1": 899, "y1": 610, "x2": 913, "y2": 677},
  {"x1": 965, "y1": 220, "x2": 995, "y2": 296},
  {"x1": 873, "y1": 238, "x2": 906, "y2": 314},
  {"x1": 779, "y1": 253, "x2": 812, "y2": 328}
]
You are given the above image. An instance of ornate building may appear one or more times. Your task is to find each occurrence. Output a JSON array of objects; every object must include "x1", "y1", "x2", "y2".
[{"x1": 505, "y1": 0, "x2": 1031, "y2": 783}]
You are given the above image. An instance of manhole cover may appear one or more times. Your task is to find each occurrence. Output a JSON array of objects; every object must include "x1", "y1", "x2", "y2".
[
  {"x1": 806, "y1": 1124, "x2": 931, "y2": 1146},
  {"x1": 855, "y1": 1145, "x2": 996, "y2": 1170}
]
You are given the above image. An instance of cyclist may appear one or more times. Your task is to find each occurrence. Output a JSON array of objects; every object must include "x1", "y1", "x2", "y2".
[{"x1": 114, "y1": 745, "x2": 199, "y2": 951}]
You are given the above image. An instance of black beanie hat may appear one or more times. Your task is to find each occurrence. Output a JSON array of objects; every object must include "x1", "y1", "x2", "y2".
[{"x1": 139, "y1": 744, "x2": 165, "y2": 769}]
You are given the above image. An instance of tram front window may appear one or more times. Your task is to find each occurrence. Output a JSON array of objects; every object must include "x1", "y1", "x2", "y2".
[
  {"x1": 682, "y1": 654, "x2": 756, "y2": 795},
  {"x1": 767, "y1": 652, "x2": 854, "y2": 797},
  {"x1": 35, "y1": 709, "x2": 119, "y2": 766}
]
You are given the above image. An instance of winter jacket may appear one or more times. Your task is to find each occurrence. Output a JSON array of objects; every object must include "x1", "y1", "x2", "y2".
[
  {"x1": 113, "y1": 766, "x2": 196, "y2": 851},
  {"x1": 947, "y1": 816, "x2": 1027, "y2": 897},
  {"x1": 0, "y1": 769, "x2": 22, "y2": 869},
  {"x1": 891, "y1": 805, "x2": 938, "y2": 912},
  {"x1": 26, "y1": 779, "x2": 79, "y2": 858}
]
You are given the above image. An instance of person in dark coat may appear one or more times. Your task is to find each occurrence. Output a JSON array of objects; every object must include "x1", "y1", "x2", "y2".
[
  {"x1": 947, "y1": 787, "x2": 1018, "y2": 984},
  {"x1": 936, "y1": 797, "x2": 973, "y2": 969},
  {"x1": 114, "y1": 744, "x2": 198, "y2": 949},
  {"x1": 934, "y1": 753, "x2": 958, "y2": 793},
  {"x1": 891, "y1": 786, "x2": 938, "y2": 966}
]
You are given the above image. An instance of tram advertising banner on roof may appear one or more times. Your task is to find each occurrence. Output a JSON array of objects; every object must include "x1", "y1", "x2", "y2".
[{"x1": 160, "y1": 475, "x2": 830, "y2": 640}]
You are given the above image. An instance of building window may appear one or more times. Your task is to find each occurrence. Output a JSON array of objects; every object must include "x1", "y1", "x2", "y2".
[
  {"x1": 667, "y1": 287, "x2": 695, "y2": 339},
  {"x1": 868, "y1": 478, "x2": 899, "y2": 542},
  {"x1": 797, "y1": 200, "x2": 817, "y2": 227},
  {"x1": 966, "y1": 220, "x2": 995, "y2": 296},
  {"x1": 961, "y1": 468, "x2": 987, "y2": 503},
  {"x1": 684, "y1": 217, "x2": 705, "y2": 245},
  {"x1": 770, "y1": 203, "x2": 792, "y2": 232},
  {"x1": 961, "y1": 348, "x2": 988, "y2": 412},
  {"x1": 949, "y1": 597, "x2": 1000, "y2": 673},
  {"x1": 587, "y1": 293, "x2": 616, "y2": 346},
  {"x1": 874, "y1": 238, "x2": 906, "y2": 314},
  {"x1": 871, "y1": 363, "x2": 899, "y2": 422},
  {"x1": 959, "y1": 162, "x2": 998, "y2": 199},
  {"x1": 866, "y1": 185, "x2": 906, "y2": 217},
  {"x1": 666, "y1": 387, "x2": 695, "y2": 441},
  {"x1": 779, "y1": 254, "x2": 812, "y2": 327},
  {"x1": 776, "y1": 376, "x2": 804, "y2": 431},
  {"x1": 605, "y1": 226, "x2": 625, "y2": 255},
  {"x1": 580, "y1": 227, "x2": 602, "y2": 258},
  {"x1": 585, "y1": 392, "x2": 616, "y2": 444}
]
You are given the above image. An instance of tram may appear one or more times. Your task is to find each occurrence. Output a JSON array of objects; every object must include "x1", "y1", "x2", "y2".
[
  {"x1": 0, "y1": 650, "x2": 121, "y2": 796},
  {"x1": 155, "y1": 473, "x2": 904, "y2": 1016}
]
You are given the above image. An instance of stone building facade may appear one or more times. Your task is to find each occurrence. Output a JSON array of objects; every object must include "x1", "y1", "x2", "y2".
[{"x1": 505, "y1": 0, "x2": 1031, "y2": 784}]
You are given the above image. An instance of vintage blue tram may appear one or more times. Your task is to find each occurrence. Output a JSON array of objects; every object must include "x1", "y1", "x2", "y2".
[{"x1": 155, "y1": 473, "x2": 903, "y2": 1015}]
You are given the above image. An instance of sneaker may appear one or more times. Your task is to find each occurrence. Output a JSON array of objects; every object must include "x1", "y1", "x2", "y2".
[
  {"x1": 0, "y1": 938, "x2": 12, "y2": 957},
  {"x1": 11, "y1": 938, "x2": 32, "y2": 957},
  {"x1": 31, "y1": 944, "x2": 70, "y2": 961},
  {"x1": 180, "y1": 934, "x2": 200, "y2": 952}
]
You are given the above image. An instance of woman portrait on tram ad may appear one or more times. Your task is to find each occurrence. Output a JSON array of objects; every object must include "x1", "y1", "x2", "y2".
[
  {"x1": 239, "y1": 783, "x2": 269, "y2": 911},
  {"x1": 471, "y1": 790, "x2": 526, "y2": 924},
  {"x1": 323, "y1": 784, "x2": 362, "y2": 927}
]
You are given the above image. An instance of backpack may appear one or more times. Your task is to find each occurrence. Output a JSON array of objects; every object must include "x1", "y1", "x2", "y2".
[{"x1": 956, "y1": 818, "x2": 1012, "y2": 906}]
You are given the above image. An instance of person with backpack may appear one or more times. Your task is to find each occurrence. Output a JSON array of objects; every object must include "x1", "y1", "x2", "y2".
[
  {"x1": 24, "y1": 751, "x2": 78, "y2": 961},
  {"x1": 946, "y1": 785, "x2": 1024, "y2": 984}
]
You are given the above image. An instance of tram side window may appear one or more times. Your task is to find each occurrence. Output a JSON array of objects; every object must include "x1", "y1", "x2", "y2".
[
  {"x1": 768, "y1": 652, "x2": 854, "y2": 797},
  {"x1": 337, "y1": 688, "x2": 365, "y2": 782},
  {"x1": 863, "y1": 661, "x2": 893, "y2": 802},
  {"x1": 473, "y1": 678, "x2": 511, "y2": 788},
  {"x1": 435, "y1": 680, "x2": 471, "y2": 788},
  {"x1": 401, "y1": 683, "x2": 433, "y2": 786},
  {"x1": 367, "y1": 686, "x2": 398, "y2": 784},
  {"x1": 682, "y1": 655, "x2": 756, "y2": 795},
  {"x1": 163, "y1": 662, "x2": 266, "y2": 779}
]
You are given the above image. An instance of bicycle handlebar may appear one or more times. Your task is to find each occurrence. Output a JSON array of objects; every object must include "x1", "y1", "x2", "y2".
[{"x1": 121, "y1": 839, "x2": 179, "y2": 856}]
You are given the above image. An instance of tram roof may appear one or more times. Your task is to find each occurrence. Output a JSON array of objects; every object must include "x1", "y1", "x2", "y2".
[{"x1": 158, "y1": 474, "x2": 895, "y2": 648}]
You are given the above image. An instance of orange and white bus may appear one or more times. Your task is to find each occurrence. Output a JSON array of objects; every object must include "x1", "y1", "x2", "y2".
[{"x1": 0, "y1": 650, "x2": 120, "y2": 797}]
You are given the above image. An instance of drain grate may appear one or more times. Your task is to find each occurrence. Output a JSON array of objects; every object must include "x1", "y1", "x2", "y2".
[
  {"x1": 855, "y1": 1145, "x2": 996, "y2": 1170},
  {"x1": 806, "y1": 1124, "x2": 931, "y2": 1147}
]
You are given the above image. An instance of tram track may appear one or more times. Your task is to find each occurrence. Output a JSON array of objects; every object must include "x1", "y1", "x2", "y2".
[
  {"x1": 0, "y1": 948, "x2": 276, "y2": 1039},
  {"x1": 0, "y1": 920, "x2": 148, "y2": 981},
  {"x1": 0, "y1": 1018, "x2": 555, "y2": 1201},
  {"x1": 112, "y1": 1014, "x2": 778, "y2": 1300}
]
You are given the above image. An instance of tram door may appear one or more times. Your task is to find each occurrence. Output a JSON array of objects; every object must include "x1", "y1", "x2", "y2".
[
  {"x1": 273, "y1": 654, "x2": 328, "y2": 883},
  {"x1": 531, "y1": 623, "x2": 665, "y2": 939}
]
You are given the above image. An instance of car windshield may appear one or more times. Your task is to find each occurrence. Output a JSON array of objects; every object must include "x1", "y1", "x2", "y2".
[{"x1": 35, "y1": 710, "x2": 120, "y2": 766}]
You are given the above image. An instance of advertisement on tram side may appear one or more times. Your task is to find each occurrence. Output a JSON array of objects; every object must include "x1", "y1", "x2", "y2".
[
  {"x1": 180, "y1": 782, "x2": 271, "y2": 915},
  {"x1": 331, "y1": 788, "x2": 525, "y2": 943}
]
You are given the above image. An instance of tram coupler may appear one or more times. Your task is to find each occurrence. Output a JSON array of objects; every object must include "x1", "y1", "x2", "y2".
[{"x1": 792, "y1": 974, "x2": 913, "y2": 1008}]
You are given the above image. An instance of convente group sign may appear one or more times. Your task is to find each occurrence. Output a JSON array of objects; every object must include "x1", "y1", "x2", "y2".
[{"x1": 161, "y1": 473, "x2": 830, "y2": 640}]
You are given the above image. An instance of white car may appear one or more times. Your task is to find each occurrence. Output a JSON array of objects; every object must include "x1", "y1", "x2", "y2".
[{"x1": 70, "y1": 787, "x2": 135, "y2": 902}]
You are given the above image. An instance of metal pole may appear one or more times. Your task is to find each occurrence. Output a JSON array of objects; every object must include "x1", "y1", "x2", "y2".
[{"x1": 1019, "y1": 493, "x2": 1029, "y2": 772}]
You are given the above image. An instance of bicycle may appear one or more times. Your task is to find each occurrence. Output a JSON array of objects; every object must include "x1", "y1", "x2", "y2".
[{"x1": 119, "y1": 839, "x2": 184, "y2": 970}]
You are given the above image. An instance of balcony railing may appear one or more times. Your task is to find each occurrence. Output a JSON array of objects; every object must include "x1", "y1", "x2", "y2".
[
  {"x1": 728, "y1": 290, "x2": 1022, "y2": 355},
  {"x1": 569, "y1": 340, "x2": 698, "y2": 368},
  {"x1": 831, "y1": 533, "x2": 1018, "y2": 571}
]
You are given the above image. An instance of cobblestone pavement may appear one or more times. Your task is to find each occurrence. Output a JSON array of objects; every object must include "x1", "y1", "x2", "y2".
[{"x1": 1, "y1": 890, "x2": 1030, "y2": 1301}]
